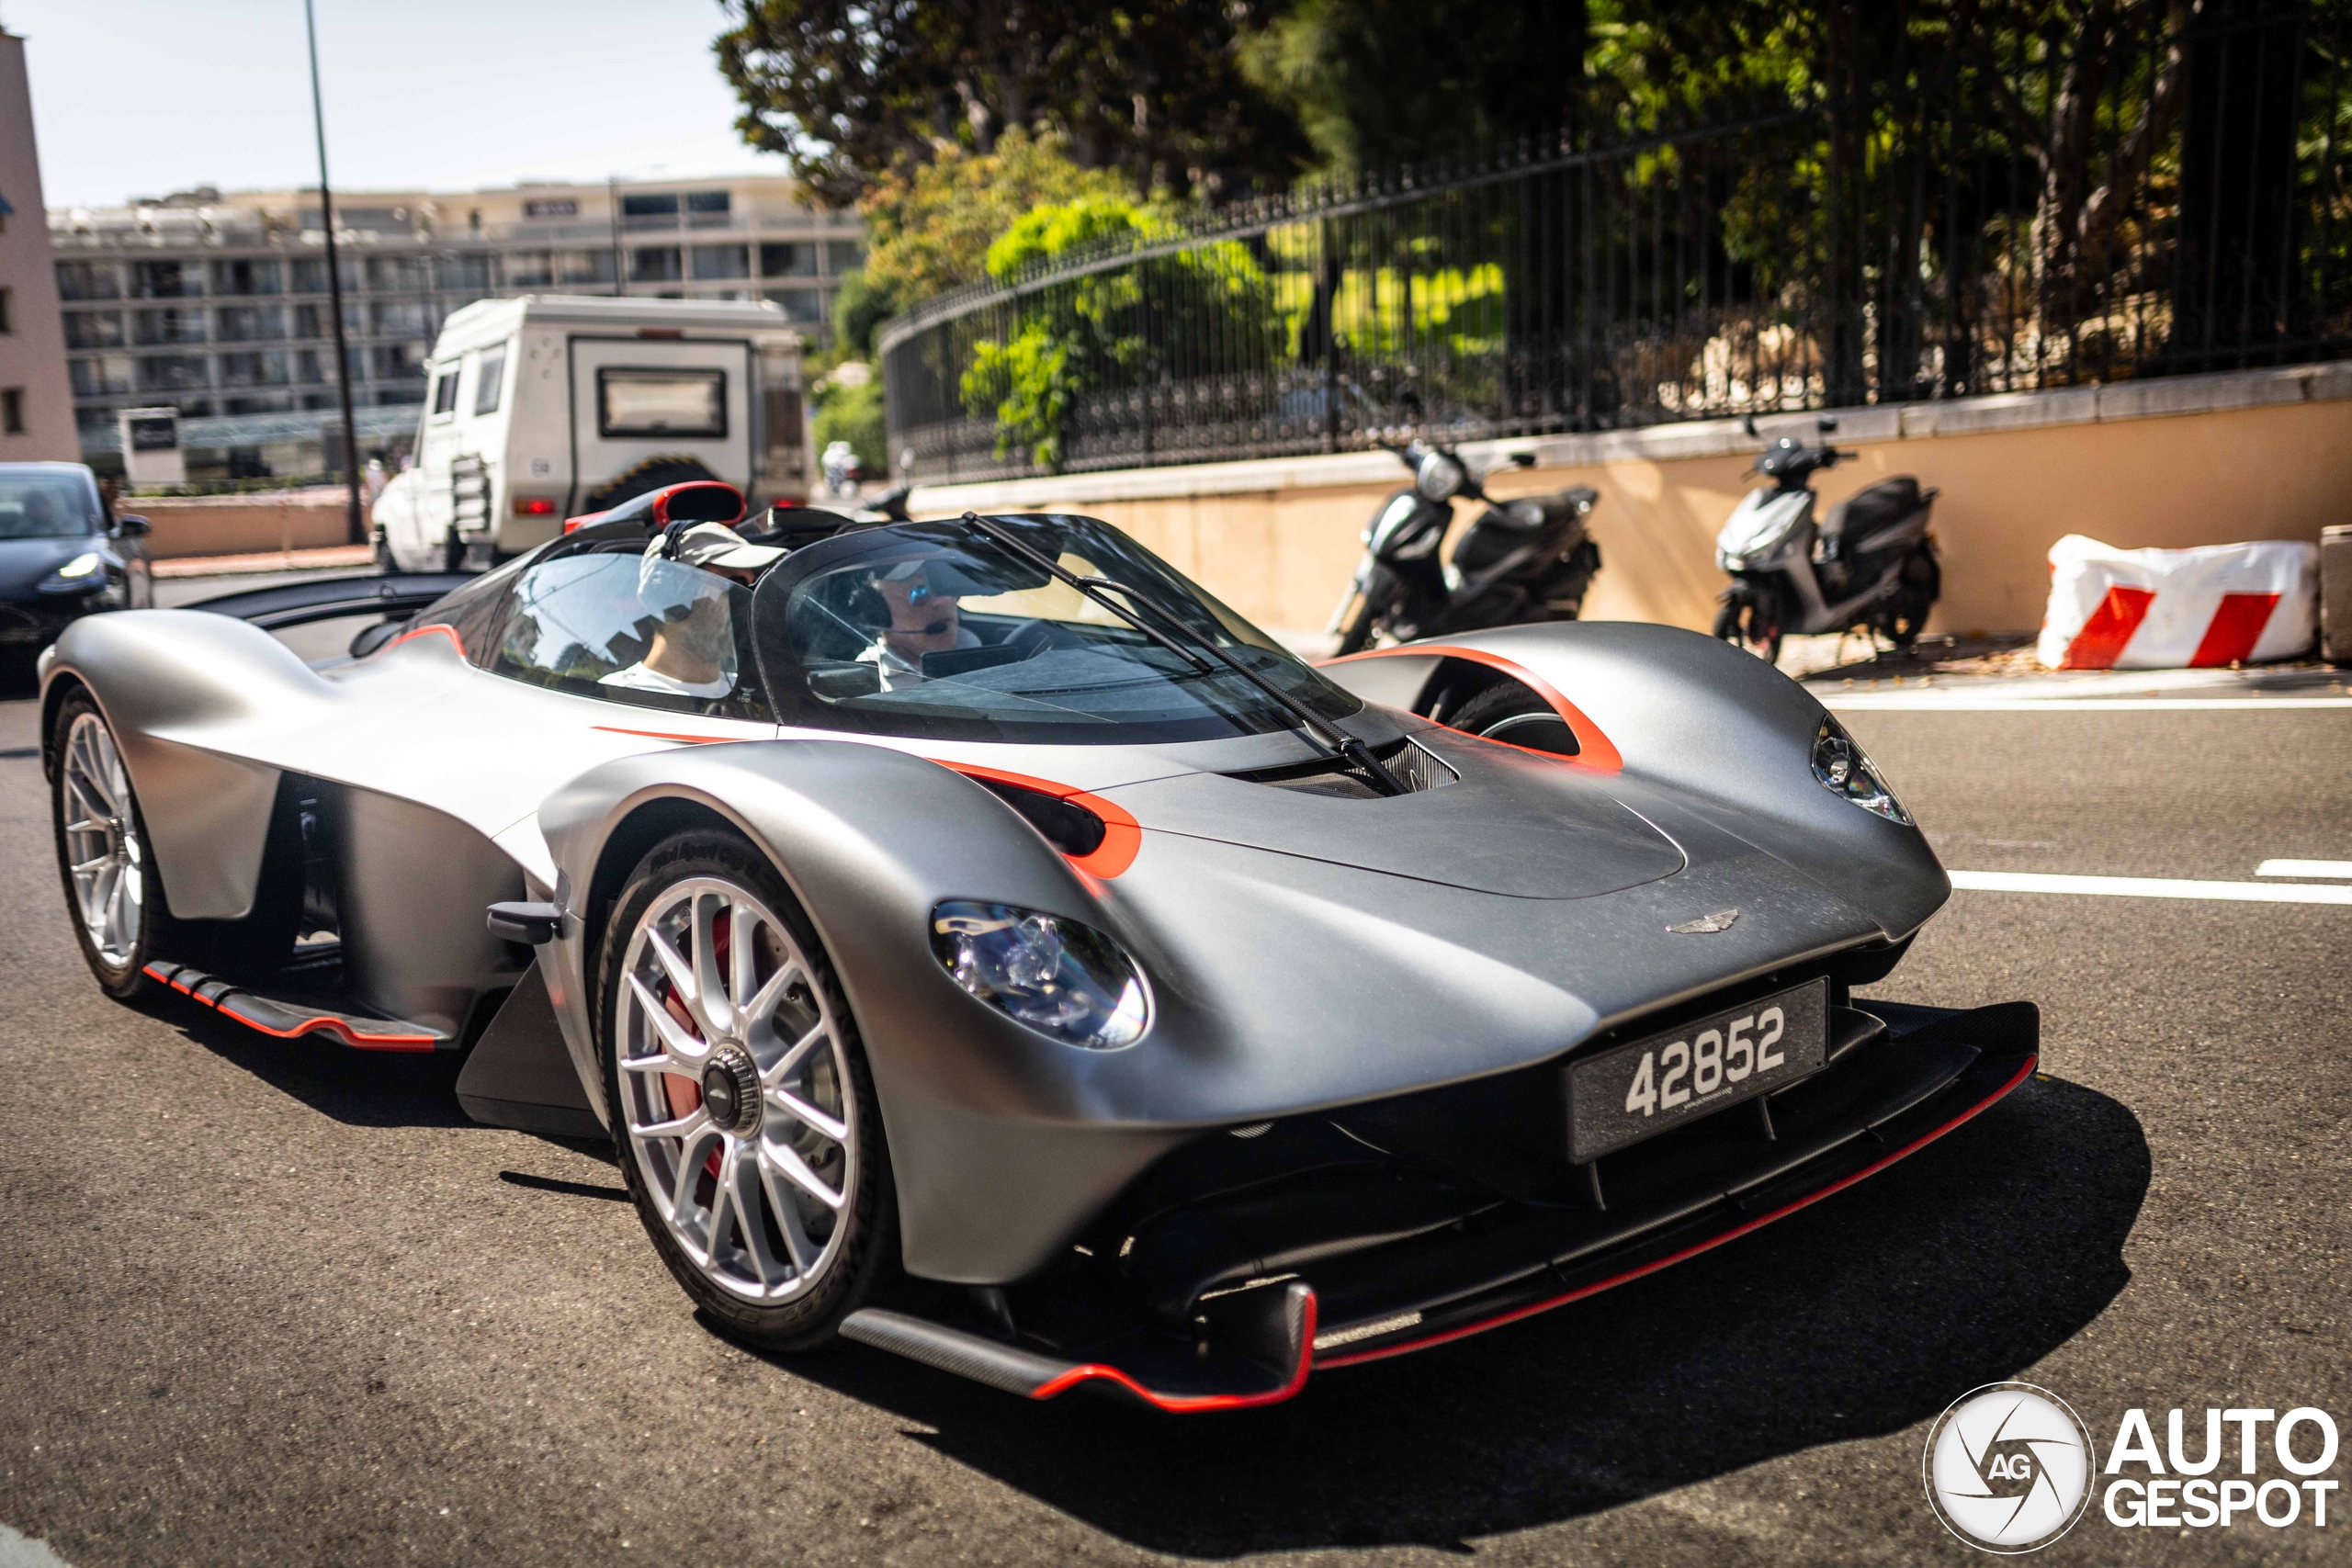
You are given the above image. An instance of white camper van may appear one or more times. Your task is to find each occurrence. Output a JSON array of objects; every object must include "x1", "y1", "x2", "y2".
[{"x1": 372, "y1": 296, "x2": 808, "y2": 572}]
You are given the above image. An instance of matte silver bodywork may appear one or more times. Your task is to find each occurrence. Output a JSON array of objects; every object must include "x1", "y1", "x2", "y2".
[{"x1": 40, "y1": 604, "x2": 1947, "y2": 1285}]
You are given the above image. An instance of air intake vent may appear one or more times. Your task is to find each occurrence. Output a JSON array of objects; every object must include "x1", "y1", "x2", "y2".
[{"x1": 1227, "y1": 739, "x2": 1457, "y2": 799}]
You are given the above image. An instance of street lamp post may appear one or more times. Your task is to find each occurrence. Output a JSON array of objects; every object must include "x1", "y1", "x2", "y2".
[{"x1": 303, "y1": 0, "x2": 365, "y2": 547}]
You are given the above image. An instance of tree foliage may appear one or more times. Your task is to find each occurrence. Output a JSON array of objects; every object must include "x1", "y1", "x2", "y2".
[{"x1": 713, "y1": 0, "x2": 1309, "y2": 209}]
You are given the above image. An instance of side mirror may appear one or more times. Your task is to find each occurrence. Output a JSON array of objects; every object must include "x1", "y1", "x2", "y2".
[{"x1": 114, "y1": 513, "x2": 152, "y2": 538}]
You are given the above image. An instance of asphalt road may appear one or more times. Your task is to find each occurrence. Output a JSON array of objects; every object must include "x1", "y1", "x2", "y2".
[{"x1": 0, "y1": 664, "x2": 2346, "y2": 1566}]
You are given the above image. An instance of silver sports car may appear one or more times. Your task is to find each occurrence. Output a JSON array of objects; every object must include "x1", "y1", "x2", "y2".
[{"x1": 40, "y1": 481, "x2": 2035, "y2": 1411}]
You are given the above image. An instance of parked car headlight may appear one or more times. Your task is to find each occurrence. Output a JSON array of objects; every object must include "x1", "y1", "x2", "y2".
[
  {"x1": 40, "y1": 553, "x2": 107, "y2": 593},
  {"x1": 931, "y1": 900, "x2": 1149, "y2": 1049},
  {"x1": 1811, "y1": 716, "x2": 1911, "y2": 824}
]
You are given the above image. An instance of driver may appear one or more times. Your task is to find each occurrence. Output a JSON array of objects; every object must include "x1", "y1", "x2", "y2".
[
  {"x1": 857, "y1": 558, "x2": 980, "y2": 684},
  {"x1": 600, "y1": 522, "x2": 783, "y2": 700}
]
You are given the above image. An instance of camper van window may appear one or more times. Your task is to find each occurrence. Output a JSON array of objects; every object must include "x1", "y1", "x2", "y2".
[
  {"x1": 598, "y1": 367, "x2": 726, "y2": 439},
  {"x1": 473, "y1": 344, "x2": 507, "y2": 417},
  {"x1": 430, "y1": 369, "x2": 458, "y2": 416}
]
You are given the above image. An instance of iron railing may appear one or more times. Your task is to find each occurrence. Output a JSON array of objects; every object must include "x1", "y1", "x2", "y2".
[{"x1": 882, "y1": 5, "x2": 2351, "y2": 482}]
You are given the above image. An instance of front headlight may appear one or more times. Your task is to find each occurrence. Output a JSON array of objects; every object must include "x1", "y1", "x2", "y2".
[
  {"x1": 931, "y1": 900, "x2": 1149, "y2": 1049},
  {"x1": 1811, "y1": 716, "x2": 1912, "y2": 824},
  {"x1": 55, "y1": 552, "x2": 102, "y2": 579}
]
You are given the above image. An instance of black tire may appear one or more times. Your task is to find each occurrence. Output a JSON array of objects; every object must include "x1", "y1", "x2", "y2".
[
  {"x1": 582, "y1": 456, "x2": 718, "y2": 515},
  {"x1": 598, "y1": 830, "x2": 896, "y2": 1350},
  {"x1": 1883, "y1": 547, "x2": 1941, "y2": 650},
  {"x1": 1333, "y1": 593, "x2": 1381, "y2": 656},
  {"x1": 1448, "y1": 679, "x2": 1581, "y2": 756}
]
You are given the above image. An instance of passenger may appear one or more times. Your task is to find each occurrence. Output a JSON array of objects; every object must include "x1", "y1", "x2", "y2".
[
  {"x1": 599, "y1": 522, "x2": 782, "y2": 701},
  {"x1": 857, "y1": 558, "x2": 980, "y2": 684}
]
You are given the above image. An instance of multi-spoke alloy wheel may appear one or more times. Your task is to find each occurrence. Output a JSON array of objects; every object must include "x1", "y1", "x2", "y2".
[
  {"x1": 603, "y1": 833, "x2": 891, "y2": 1345},
  {"x1": 60, "y1": 710, "x2": 144, "y2": 968}
]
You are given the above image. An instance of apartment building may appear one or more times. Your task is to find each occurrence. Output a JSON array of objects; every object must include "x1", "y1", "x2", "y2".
[
  {"x1": 0, "y1": 27, "x2": 76, "y2": 461},
  {"x1": 50, "y1": 174, "x2": 862, "y2": 473}
]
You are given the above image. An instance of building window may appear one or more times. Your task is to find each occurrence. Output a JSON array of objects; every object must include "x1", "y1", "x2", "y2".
[
  {"x1": 504, "y1": 251, "x2": 556, "y2": 288},
  {"x1": 64, "y1": 311, "x2": 127, "y2": 349},
  {"x1": 3, "y1": 389, "x2": 22, "y2": 434},
  {"x1": 369, "y1": 299, "x2": 432, "y2": 338},
  {"x1": 218, "y1": 351, "x2": 290, "y2": 388},
  {"x1": 132, "y1": 261, "x2": 201, "y2": 299},
  {"x1": 210, "y1": 258, "x2": 282, "y2": 296},
  {"x1": 523, "y1": 197, "x2": 577, "y2": 219},
  {"x1": 56, "y1": 261, "x2": 123, "y2": 301},
  {"x1": 377, "y1": 385, "x2": 427, "y2": 407},
  {"x1": 133, "y1": 308, "x2": 207, "y2": 345},
  {"x1": 440, "y1": 254, "x2": 493, "y2": 293},
  {"x1": 691, "y1": 244, "x2": 749, "y2": 280},
  {"x1": 366, "y1": 256, "x2": 429, "y2": 293},
  {"x1": 759, "y1": 243, "x2": 817, "y2": 277},
  {"x1": 373, "y1": 343, "x2": 426, "y2": 380},
  {"x1": 763, "y1": 288, "x2": 826, "y2": 323},
  {"x1": 71, "y1": 356, "x2": 132, "y2": 396},
  {"x1": 294, "y1": 301, "x2": 363, "y2": 340},
  {"x1": 621, "y1": 192, "x2": 679, "y2": 231},
  {"x1": 824, "y1": 241, "x2": 864, "y2": 274},
  {"x1": 631, "y1": 246, "x2": 682, "y2": 284},
  {"x1": 473, "y1": 343, "x2": 507, "y2": 416},
  {"x1": 561, "y1": 251, "x2": 616, "y2": 285},
  {"x1": 137, "y1": 355, "x2": 210, "y2": 391},
  {"x1": 686, "y1": 190, "x2": 731, "y2": 229},
  {"x1": 217, "y1": 305, "x2": 287, "y2": 342}
]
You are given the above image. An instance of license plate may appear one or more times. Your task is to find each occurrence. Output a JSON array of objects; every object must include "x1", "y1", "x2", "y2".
[{"x1": 1567, "y1": 978, "x2": 1829, "y2": 1162}]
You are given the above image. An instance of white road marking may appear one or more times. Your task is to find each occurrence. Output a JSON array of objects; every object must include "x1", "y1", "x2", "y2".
[
  {"x1": 1824, "y1": 695, "x2": 2352, "y2": 712},
  {"x1": 1949, "y1": 870, "x2": 2352, "y2": 905},
  {"x1": 2256, "y1": 859, "x2": 2352, "y2": 879},
  {"x1": 0, "y1": 1525, "x2": 74, "y2": 1568}
]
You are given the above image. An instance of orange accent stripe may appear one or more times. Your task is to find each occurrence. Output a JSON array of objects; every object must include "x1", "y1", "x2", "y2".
[
  {"x1": 933, "y1": 760, "x2": 1143, "y2": 879},
  {"x1": 1317, "y1": 644, "x2": 1623, "y2": 773},
  {"x1": 593, "y1": 725, "x2": 749, "y2": 746},
  {"x1": 1316, "y1": 1052, "x2": 2038, "y2": 1370},
  {"x1": 379, "y1": 622, "x2": 466, "y2": 659},
  {"x1": 1029, "y1": 1292, "x2": 1317, "y2": 1410}
]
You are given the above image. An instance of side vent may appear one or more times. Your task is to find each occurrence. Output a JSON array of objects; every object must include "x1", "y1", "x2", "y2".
[
  {"x1": 971, "y1": 778, "x2": 1108, "y2": 857},
  {"x1": 1227, "y1": 739, "x2": 1458, "y2": 800}
]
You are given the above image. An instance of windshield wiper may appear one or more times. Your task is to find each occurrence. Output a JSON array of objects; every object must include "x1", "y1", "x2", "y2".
[{"x1": 957, "y1": 512, "x2": 1408, "y2": 796}]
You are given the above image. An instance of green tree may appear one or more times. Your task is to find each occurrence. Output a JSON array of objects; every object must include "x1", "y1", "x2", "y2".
[{"x1": 714, "y1": 0, "x2": 1307, "y2": 209}]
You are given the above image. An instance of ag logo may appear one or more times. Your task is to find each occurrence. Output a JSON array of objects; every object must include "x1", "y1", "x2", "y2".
[{"x1": 1922, "y1": 1382, "x2": 2095, "y2": 1553}]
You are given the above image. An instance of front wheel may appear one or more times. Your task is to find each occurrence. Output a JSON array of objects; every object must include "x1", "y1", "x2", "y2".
[{"x1": 600, "y1": 831, "x2": 895, "y2": 1349}]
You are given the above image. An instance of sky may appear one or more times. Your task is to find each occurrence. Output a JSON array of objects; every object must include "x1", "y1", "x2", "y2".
[{"x1": 6, "y1": 0, "x2": 791, "y2": 209}]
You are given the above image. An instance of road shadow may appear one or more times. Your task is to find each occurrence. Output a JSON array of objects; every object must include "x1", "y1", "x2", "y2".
[
  {"x1": 130, "y1": 991, "x2": 481, "y2": 1127},
  {"x1": 763, "y1": 1074, "x2": 2145, "y2": 1557}
]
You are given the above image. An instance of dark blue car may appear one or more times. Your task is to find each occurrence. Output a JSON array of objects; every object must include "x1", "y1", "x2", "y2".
[{"x1": 0, "y1": 462, "x2": 152, "y2": 650}]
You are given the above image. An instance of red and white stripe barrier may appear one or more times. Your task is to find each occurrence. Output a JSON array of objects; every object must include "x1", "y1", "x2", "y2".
[{"x1": 2037, "y1": 535, "x2": 2319, "y2": 670}]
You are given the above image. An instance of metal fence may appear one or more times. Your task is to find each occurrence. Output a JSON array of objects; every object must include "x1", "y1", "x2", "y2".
[{"x1": 880, "y1": 5, "x2": 2350, "y2": 483}]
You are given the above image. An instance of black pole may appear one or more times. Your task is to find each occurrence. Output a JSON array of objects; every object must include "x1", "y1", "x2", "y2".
[
  {"x1": 306, "y1": 0, "x2": 364, "y2": 546},
  {"x1": 610, "y1": 175, "x2": 627, "y2": 296}
]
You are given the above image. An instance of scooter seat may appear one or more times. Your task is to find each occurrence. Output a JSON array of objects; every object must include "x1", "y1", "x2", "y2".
[{"x1": 1822, "y1": 477, "x2": 1923, "y2": 547}]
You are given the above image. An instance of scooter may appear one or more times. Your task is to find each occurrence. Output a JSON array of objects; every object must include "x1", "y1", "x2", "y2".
[
  {"x1": 1713, "y1": 416, "x2": 1940, "y2": 664},
  {"x1": 1328, "y1": 440, "x2": 1601, "y2": 655}
]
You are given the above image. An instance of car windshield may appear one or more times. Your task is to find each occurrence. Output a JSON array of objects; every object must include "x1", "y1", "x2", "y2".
[
  {"x1": 752, "y1": 513, "x2": 1363, "y2": 743},
  {"x1": 0, "y1": 471, "x2": 99, "y2": 540}
]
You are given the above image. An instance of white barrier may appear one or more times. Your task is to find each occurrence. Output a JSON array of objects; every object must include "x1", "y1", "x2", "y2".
[{"x1": 2037, "y1": 535, "x2": 2319, "y2": 670}]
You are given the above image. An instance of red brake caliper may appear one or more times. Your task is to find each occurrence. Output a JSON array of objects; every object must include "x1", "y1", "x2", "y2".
[{"x1": 661, "y1": 914, "x2": 731, "y2": 1185}]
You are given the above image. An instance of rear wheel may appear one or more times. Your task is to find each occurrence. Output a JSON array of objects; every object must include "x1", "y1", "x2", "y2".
[
  {"x1": 600, "y1": 831, "x2": 894, "y2": 1349},
  {"x1": 1882, "y1": 547, "x2": 1940, "y2": 650},
  {"x1": 582, "y1": 456, "x2": 718, "y2": 515},
  {"x1": 51, "y1": 694, "x2": 165, "y2": 998}
]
